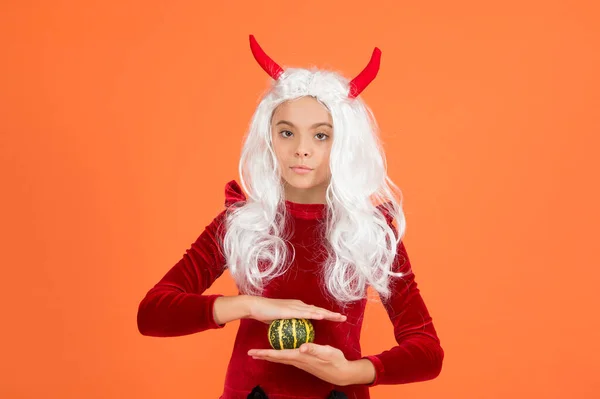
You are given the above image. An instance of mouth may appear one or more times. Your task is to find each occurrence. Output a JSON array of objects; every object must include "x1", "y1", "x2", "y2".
[
  {"x1": 290, "y1": 166, "x2": 313, "y2": 171},
  {"x1": 290, "y1": 166, "x2": 313, "y2": 174}
]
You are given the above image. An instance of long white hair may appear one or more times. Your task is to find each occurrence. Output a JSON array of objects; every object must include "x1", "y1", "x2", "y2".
[{"x1": 222, "y1": 67, "x2": 407, "y2": 306}]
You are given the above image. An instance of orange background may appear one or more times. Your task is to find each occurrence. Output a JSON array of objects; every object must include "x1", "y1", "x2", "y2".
[{"x1": 1, "y1": 1, "x2": 599, "y2": 398}]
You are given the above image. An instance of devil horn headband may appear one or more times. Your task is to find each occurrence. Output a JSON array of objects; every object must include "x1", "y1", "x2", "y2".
[{"x1": 249, "y1": 35, "x2": 381, "y2": 98}]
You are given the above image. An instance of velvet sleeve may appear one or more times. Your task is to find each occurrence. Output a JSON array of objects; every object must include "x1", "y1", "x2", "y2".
[
  {"x1": 137, "y1": 180, "x2": 247, "y2": 337},
  {"x1": 360, "y1": 218, "x2": 444, "y2": 385},
  {"x1": 136, "y1": 211, "x2": 229, "y2": 337}
]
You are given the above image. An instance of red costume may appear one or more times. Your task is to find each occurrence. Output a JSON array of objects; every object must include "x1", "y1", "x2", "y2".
[{"x1": 137, "y1": 180, "x2": 444, "y2": 398}]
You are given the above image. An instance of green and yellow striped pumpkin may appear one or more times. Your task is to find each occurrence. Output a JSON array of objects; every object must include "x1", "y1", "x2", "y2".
[{"x1": 268, "y1": 318, "x2": 315, "y2": 350}]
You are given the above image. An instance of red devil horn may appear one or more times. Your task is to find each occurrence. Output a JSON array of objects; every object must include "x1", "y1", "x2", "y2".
[
  {"x1": 249, "y1": 35, "x2": 284, "y2": 80},
  {"x1": 348, "y1": 48, "x2": 382, "y2": 98}
]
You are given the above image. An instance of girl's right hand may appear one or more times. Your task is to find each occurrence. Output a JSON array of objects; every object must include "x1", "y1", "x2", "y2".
[{"x1": 246, "y1": 296, "x2": 347, "y2": 324}]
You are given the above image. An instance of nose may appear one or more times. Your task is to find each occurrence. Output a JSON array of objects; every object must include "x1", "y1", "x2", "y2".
[
  {"x1": 295, "y1": 141, "x2": 311, "y2": 158},
  {"x1": 293, "y1": 133, "x2": 313, "y2": 158}
]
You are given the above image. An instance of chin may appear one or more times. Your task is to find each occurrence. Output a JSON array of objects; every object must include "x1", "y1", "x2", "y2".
[
  {"x1": 283, "y1": 178, "x2": 314, "y2": 188},
  {"x1": 284, "y1": 175, "x2": 328, "y2": 190}
]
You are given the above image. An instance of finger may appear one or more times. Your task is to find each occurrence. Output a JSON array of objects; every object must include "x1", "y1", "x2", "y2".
[
  {"x1": 291, "y1": 305, "x2": 347, "y2": 321},
  {"x1": 285, "y1": 308, "x2": 327, "y2": 320},
  {"x1": 249, "y1": 349, "x2": 301, "y2": 361},
  {"x1": 314, "y1": 312, "x2": 346, "y2": 321},
  {"x1": 308, "y1": 305, "x2": 347, "y2": 320},
  {"x1": 300, "y1": 342, "x2": 319, "y2": 355},
  {"x1": 248, "y1": 349, "x2": 292, "y2": 356},
  {"x1": 299, "y1": 343, "x2": 335, "y2": 361},
  {"x1": 288, "y1": 309, "x2": 326, "y2": 320}
]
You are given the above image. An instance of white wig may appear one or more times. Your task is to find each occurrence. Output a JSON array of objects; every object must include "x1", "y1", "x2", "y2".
[{"x1": 222, "y1": 64, "x2": 407, "y2": 307}]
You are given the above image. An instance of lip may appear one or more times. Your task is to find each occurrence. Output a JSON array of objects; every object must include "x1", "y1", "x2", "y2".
[
  {"x1": 290, "y1": 166, "x2": 313, "y2": 174},
  {"x1": 290, "y1": 166, "x2": 313, "y2": 170}
]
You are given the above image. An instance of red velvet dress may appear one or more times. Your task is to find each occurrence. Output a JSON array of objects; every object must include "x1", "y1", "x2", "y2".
[{"x1": 137, "y1": 180, "x2": 444, "y2": 398}]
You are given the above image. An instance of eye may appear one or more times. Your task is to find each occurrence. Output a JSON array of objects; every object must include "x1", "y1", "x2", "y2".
[
  {"x1": 315, "y1": 133, "x2": 329, "y2": 141},
  {"x1": 279, "y1": 130, "x2": 293, "y2": 138}
]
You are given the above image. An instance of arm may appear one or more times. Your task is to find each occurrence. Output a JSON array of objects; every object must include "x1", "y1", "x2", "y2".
[
  {"x1": 343, "y1": 359, "x2": 377, "y2": 385},
  {"x1": 213, "y1": 295, "x2": 252, "y2": 325},
  {"x1": 352, "y1": 241, "x2": 444, "y2": 386},
  {"x1": 137, "y1": 210, "x2": 237, "y2": 337}
]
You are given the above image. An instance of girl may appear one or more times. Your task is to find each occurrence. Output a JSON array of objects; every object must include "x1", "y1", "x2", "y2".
[{"x1": 137, "y1": 35, "x2": 444, "y2": 399}]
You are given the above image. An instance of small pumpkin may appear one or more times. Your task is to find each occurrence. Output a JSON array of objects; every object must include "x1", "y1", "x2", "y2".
[{"x1": 268, "y1": 318, "x2": 315, "y2": 350}]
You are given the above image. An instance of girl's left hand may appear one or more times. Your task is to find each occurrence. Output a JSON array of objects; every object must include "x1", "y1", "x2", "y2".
[{"x1": 247, "y1": 343, "x2": 351, "y2": 386}]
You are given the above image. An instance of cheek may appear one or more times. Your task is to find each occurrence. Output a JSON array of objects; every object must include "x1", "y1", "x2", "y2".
[
  {"x1": 316, "y1": 151, "x2": 331, "y2": 176},
  {"x1": 271, "y1": 139, "x2": 284, "y2": 158},
  {"x1": 320, "y1": 147, "x2": 332, "y2": 165},
  {"x1": 324, "y1": 150, "x2": 333, "y2": 175},
  {"x1": 275, "y1": 147, "x2": 289, "y2": 164}
]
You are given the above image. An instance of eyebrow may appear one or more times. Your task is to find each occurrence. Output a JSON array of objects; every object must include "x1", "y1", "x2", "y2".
[{"x1": 275, "y1": 120, "x2": 333, "y2": 129}]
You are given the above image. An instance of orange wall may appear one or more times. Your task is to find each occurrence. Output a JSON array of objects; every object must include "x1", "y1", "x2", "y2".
[{"x1": 1, "y1": 1, "x2": 599, "y2": 398}]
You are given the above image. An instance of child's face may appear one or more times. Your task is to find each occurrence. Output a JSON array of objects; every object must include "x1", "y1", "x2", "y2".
[{"x1": 270, "y1": 96, "x2": 333, "y2": 202}]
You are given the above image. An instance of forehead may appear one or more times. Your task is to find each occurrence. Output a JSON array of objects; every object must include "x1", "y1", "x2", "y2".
[{"x1": 271, "y1": 96, "x2": 332, "y2": 125}]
